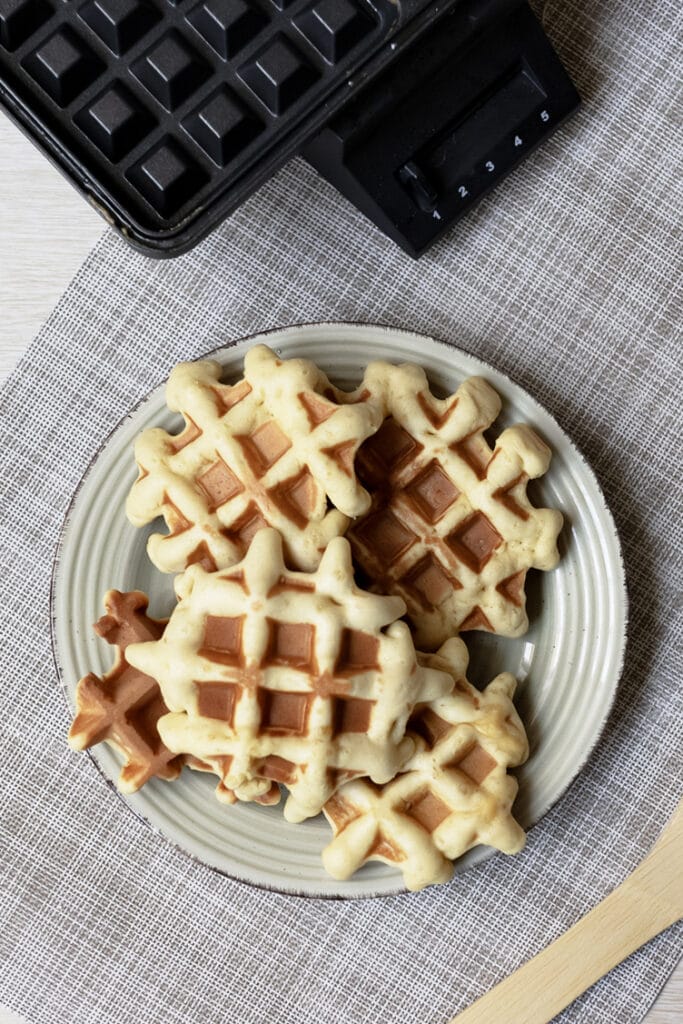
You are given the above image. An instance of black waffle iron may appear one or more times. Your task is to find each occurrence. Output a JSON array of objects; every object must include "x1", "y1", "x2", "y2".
[{"x1": 0, "y1": 0, "x2": 580, "y2": 257}]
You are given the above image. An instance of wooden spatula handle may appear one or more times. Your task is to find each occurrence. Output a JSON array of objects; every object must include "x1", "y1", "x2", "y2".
[{"x1": 449, "y1": 802, "x2": 683, "y2": 1024}]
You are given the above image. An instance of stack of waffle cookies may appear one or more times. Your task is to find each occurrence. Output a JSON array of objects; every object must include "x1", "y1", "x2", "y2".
[{"x1": 68, "y1": 345, "x2": 562, "y2": 891}]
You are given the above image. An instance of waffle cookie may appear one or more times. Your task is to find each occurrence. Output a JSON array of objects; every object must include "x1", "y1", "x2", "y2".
[
  {"x1": 68, "y1": 590, "x2": 184, "y2": 793},
  {"x1": 126, "y1": 345, "x2": 382, "y2": 574},
  {"x1": 126, "y1": 528, "x2": 453, "y2": 823},
  {"x1": 322, "y1": 637, "x2": 529, "y2": 891},
  {"x1": 184, "y1": 754, "x2": 280, "y2": 807},
  {"x1": 347, "y1": 362, "x2": 563, "y2": 648},
  {"x1": 68, "y1": 590, "x2": 280, "y2": 805}
]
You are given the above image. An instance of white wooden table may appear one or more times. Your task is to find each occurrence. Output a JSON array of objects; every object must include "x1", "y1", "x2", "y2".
[{"x1": 0, "y1": 114, "x2": 679, "y2": 1022}]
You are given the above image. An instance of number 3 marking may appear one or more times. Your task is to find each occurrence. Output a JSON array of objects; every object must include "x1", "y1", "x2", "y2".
[{"x1": 485, "y1": 160, "x2": 495, "y2": 172}]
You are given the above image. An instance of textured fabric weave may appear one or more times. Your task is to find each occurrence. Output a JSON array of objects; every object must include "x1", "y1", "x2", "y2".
[{"x1": 1, "y1": 1, "x2": 681, "y2": 1022}]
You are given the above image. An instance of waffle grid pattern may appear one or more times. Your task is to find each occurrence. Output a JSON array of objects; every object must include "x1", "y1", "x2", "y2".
[
  {"x1": 126, "y1": 528, "x2": 452, "y2": 821},
  {"x1": 126, "y1": 344, "x2": 382, "y2": 573},
  {"x1": 67, "y1": 589, "x2": 184, "y2": 792},
  {"x1": 323, "y1": 639, "x2": 529, "y2": 890},
  {"x1": 349, "y1": 363, "x2": 563, "y2": 647},
  {"x1": 0, "y1": 0, "x2": 399, "y2": 230}
]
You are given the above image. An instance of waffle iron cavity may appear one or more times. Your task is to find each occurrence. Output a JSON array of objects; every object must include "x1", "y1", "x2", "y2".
[{"x1": 0, "y1": 1, "x2": 580, "y2": 257}]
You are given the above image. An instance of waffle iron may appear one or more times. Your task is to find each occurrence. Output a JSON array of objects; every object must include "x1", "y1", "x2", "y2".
[{"x1": 0, "y1": 0, "x2": 580, "y2": 257}]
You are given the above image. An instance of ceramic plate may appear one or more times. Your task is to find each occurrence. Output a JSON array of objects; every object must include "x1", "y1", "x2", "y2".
[{"x1": 51, "y1": 323, "x2": 627, "y2": 898}]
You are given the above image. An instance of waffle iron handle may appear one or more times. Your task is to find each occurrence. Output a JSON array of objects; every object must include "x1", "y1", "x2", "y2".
[{"x1": 303, "y1": 0, "x2": 580, "y2": 258}]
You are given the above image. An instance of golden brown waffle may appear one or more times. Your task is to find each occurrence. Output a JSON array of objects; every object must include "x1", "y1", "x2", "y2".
[
  {"x1": 347, "y1": 363, "x2": 563, "y2": 648},
  {"x1": 184, "y1": 755, "x2": 280, "y2": 806},
  {"x1": 67, "y1": 590, "x2": 184, "y2": 793},
  {"x1": 322, "y1": 638, "x2": 529, "y2": 891},
  {"x1": 126, "y1": 345, "x2": 383, "y2": 574},
  {"x1": 67, "y1": 590, "x2": 280, "y2": 805},
  {"x1": 126, "y1": 528, "x2": 453, "y2": 823}
]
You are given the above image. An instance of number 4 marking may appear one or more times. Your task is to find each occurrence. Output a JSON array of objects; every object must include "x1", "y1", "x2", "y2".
[{"x1": 514, "y1": 135, "x2": 523, "y2": 147}]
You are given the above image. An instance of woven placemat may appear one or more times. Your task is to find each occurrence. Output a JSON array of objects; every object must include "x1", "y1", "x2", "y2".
[{"x1": 1, "y1": 1, "x2": 681, "y2": 1021}]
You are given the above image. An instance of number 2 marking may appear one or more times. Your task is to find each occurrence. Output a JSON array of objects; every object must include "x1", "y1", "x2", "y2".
[{"x1": 458, "y1": 186, "x2": 468, "y2": 198}]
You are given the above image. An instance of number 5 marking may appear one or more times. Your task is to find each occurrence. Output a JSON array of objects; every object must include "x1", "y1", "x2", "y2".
[{"x1": 541, "y1": 109, "x2": 550, "y2": 122}]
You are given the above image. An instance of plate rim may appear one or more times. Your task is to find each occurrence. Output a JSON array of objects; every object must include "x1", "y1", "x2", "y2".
[{"x1": 50, "y1": 320, "x2": 628, "y2": 899}]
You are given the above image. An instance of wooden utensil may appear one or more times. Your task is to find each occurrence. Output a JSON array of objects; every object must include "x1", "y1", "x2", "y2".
[{"x1": 449, "y1": 801, "x2": 683, "y2": 1024}]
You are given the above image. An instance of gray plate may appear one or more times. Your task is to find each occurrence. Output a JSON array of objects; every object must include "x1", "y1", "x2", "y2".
[{"x1": 51, "y1": 323, "x2": 627, "y2": 897}]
